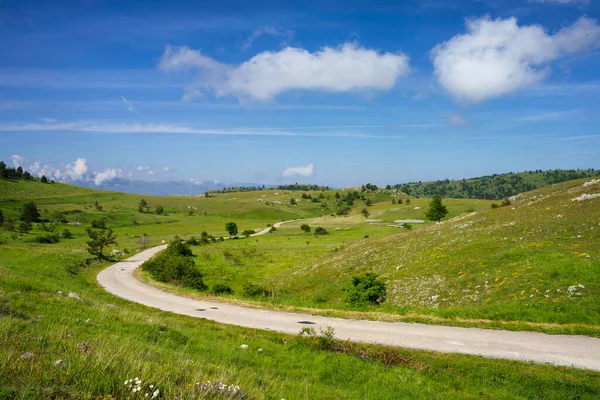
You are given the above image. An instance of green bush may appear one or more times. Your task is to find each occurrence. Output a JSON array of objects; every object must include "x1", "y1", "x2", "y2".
[
  {"x1": 31, "y1": 233, "x2": 60, "y2": 244},
  {"x1": 141, "y1": 239, "x2": 206, "y2": 291},
  {"x1": 346, "y1": 272, "x2": 386, "y2": 305},
  {"x1": 242, "y1": 229, "x2": 256, "y2": 237},
  {"x1": 300, "y1": 224, "x2": 311, "y2": 233},
  {"x1": 314, "y1": 227, "x2": 328, "y2": 235},
  {"x1": 61, "y1": 229, "x2": 73, "y2": 239},
  {"x1": 212, "y1": 283, "x2": 233, "y2": 295}
]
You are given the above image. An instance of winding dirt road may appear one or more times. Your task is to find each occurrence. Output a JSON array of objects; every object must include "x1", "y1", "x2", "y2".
[{"x1": 97, "y1": 222, "x2": 600, "y2": 372}]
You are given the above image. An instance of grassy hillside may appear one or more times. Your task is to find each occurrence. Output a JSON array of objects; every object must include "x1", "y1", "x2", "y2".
[
  {"x1": 3, "y1": 180, "x2": 600, "y2": 397},
  {"x1": 281, "y1": 177, "x2": 600, "y2": 329},
  {"x1": 394, "y1": 169, "x2": 600, "y2": 200}
]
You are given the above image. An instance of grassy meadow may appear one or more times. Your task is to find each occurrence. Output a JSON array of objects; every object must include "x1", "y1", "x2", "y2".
[{"x1": 1, "y1": 177, "x2": 600, "y2": 398}]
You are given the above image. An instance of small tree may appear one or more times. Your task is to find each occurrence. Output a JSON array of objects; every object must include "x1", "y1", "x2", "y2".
[
  {"x1": 391, "y1": 198, "x2": 397, "y2": 204},
  {"x1": 425, "y1": 195, "x2": 448, "y2": 222},
  {"x1": 289, "y1": 198, "x2": 297, "y2": 205},
  {"x1": 20, "y1": 202, "x2": 41, "y2": 223},
  {"x1": 86, "y1": 228, "x2": 117, "y2": 260},
  {"x1": 91, "y1": 219, "x2": 107, "y2": 229},
  {"x1": 94, "y1": 201, "x2": 103, "y2": 211},
  {"x1": 314, "y1": 227, "x2": 328, "y2": 235},
  {"x1": 155, "y1": 205, "x2": 164, "y2": 214},
  {"x1": 361, "y1": 208, "x2": 370, "y2": 218},
  {"x1": 137, "y1": 233, "x2": 150, "y2": 249},
  {"x1": 405, "y1": 199, "x2": 411, "y2": 205},
  {"x1": 225, "y1": 222, "x2": 238, "y2": 238},
  {"x1": 365, "y1": 198, "x2": 373, "y2": 206},
  {"x1": 40, "y1": 175, "x2": 48, "y2": 183},
  {"x1": 138, "y1": 199, "x2": 148, "y2": 213},
  {"x1": 346, "y1": 272, "x2": 387, "y2": 305},
  {"x1": 62, "y1": 229, "x2": 73, "y2": 239},
  {"x1": 16, "y1": 166, "x2": 23, "y2": 179},
  {"x1": 300, "y1": 224, "x2": 311, "y2": 233}
]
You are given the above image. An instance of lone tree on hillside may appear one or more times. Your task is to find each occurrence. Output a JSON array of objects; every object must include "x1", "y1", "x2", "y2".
[
  {"x1": 86, "y1": 227, "x2": 117, "y2": 260},
  {"x1": 225, "y1": 222, "x2": 238, "y2": 238},
  {"x1": 155, "y1": 205, "x2": 164, "y2": 214},
  {"x1": 138, "y1": 199, "x2": 148, "y2": 213},
  {"x1": 425, "y1": 195, "x2": 448, "y2": 222},
  {"x1": 361, "y1": 208, "x2": 370, "y2": 218},
  {"x1": 40, "y1": 175, "x2": 48, "y2": 183},
  {"x1": 20, "y1": 202, "x2": 41, "y2": 223}
]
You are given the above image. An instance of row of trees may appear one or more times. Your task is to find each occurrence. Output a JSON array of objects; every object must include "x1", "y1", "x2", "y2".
[
  {"x1": 0, "y1": 160, "x2": 52, "y2": 183},
  {"x1": 138, "y1": 199, "x2": 164, "y2": 214},
  {"x1": 393, "y1": 169, "x2": 600, "y2": 200}
]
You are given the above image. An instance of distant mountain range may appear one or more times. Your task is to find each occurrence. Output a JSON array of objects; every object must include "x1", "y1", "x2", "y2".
[{"x1": 74, "y1": 178, "x2": 266, "y2": 196}]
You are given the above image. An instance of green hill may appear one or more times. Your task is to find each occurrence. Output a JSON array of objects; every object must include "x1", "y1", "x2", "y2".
[
  {"x1": 284, "y1": 177, "x2": 600, "y2": 329},
  {"x1": 394, "y1": 169, "x2": 600, "y2": 200}
]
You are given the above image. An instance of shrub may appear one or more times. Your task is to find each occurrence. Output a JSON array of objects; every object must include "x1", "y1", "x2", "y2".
[
  {"x1": 346, "y1": 272, "x2": 387, "y2": 305},
  {"x1": 141, "y1": 239, "x2": 207, "y2": 291},
  {"x1": 243, "y1": 282, "x2": 269, "y2": 297},
  {"x1": 20, "y1": 202, "x2": 40, "y2": 223},
  {"x1": 31, "y1": 233, "x2": 60, "y2": 244},
  {"x1": 18, "y1": 221, "x2": 32, "y2": 234},
  {"x1": 300, "y1": 224, "x2": 311, "y2": 233},
  {"x1": 491, "y1": 203, "x2": 500, "y2": 209},
  {"x1": 40, "y1": 222, "x2": 57, "y2": 232},
  {"x1": 336, "y1": 206, "x2": 350, "y2": 216},
  {"x1": 156, "y1": 205, "x2": 164, "y2": 214},
  {"x1": 212, "y1": 284, "x2": 233, "y2": 295},
  {"x1": 61, "y1": 229, "x2": 73, "y2": 239},
  {"x1": 186, "y1": 236, "x2": 199, "y2": 245},
  {"x1": 90, "y1": 219, "x2": 107, "y2": 229},
  {"x1": 403, "y1": 223, "x2": 412, "y2": 230},
  {"x1": 289, "y1": 198, "x2": 297, "y2": 205},
  {"x1": 314, "y1": 227, "x2": 328, "y2": 235},
  {"x1": 501, "y1": 198, "x2": 512, "y2": 207},
  {"x1": 242, "y1": 229, "x2": 256, "y2": 237},
  {"x1": 40, "y1": 175, "x2": 48, "y2": 183}
]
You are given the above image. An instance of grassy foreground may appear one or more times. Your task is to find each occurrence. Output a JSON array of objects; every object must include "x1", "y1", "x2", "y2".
[{"x1": 2, "y1": 249, "x2": 600, "y2": 399}]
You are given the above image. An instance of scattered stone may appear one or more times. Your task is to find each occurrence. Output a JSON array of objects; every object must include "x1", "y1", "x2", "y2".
[
  {"x1": 185, "y1": 359, "x2": 194, "y2": 364},
  {"x1": 240, "y1": 344, "x2": 248, "y2": 349},
  {"x1": 67, "y1": 293, "x2": 82, "y2": 301},
  {"x1": 53, "y1": 359, "x2": 64, "y2": 368},
  {"x1": 20, "y1": 352, "x2": 34, "y2": 360},
  {"x1": 56, "y1": 290, "x2": 65, "y2": 296},
  {"x1": 572, "y1": 193, "x2": 600, "y2": 202},
  {"x1": 76, "y1": 342, "x2": 90, "y2": 353},
  {"x1": 85, "y1": 319, "x2": 94, "y2": 326},
  {"x1": 66, "y1": 333, "x2": 72, "y2": 339},
  {"x1": 110, "y1": 249, "x2": 124, "y2": 256},
  {"x1": 257, "y1": 348, "x2": 263, "y2": 352}
]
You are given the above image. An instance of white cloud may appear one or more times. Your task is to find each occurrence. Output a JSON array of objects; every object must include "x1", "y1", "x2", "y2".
[
  {"x1": 432, "y1": 16, "x2": 600, "y2": 102},
  {"x1": 137, "y1": 165, "x2": 151, "y2": 171},
  {"x1": 163, "y1": 167, "x2": 170, "y2": 173},
  {"x1": 242, "y1": 26, "x2": 294, "y2": 51},
  {"x1": 11, "y1": 154, "x2": 25, "y2": 168},
  {"x1": 282, "y1": 163, "x2": 315, "y2": 177},
  {"x1": 61, "y1": 158, "x2": 88, "y2": 181},
  {"x1": 160, "y1": 43, "x2": 410, "y2": 101},
  {"x1": 94, "y1": 168, "x2": 121, "y2": 185}
]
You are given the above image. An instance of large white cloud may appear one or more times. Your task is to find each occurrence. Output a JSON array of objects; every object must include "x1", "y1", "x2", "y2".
[
  {"x1": 11, "y1": 154, "x2": 25, "y2": 168},
  {"x1": 160, "y1": 43, "x2": 410, "y2": 101},
  {"x1": 432, "y1": 16, "x2": 600, "y2": 102},
  {"x1": 282, "y1": 163, "x2": 315, "y2": 177},
  {"x1": 94, "y1": 168, "x2": 122, "y2": 185}
]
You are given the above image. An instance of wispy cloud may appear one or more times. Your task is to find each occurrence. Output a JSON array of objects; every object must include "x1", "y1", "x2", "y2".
[
  {"x1": 0, "y1": 121, "x2": 436, "y2": 138},
  {"x1": 242, "y1": 26, "x2": 295, "y2": 51},
  {"x1": 516, "y1": 109, "x2": 583, "y2": 122},
  {"x1": 121, "y1": 96, "x2": 134, "y2": 112}
]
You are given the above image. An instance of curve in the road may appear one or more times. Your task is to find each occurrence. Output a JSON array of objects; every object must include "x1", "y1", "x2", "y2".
[{"x1": 97, "y1": 229, "x2": 600, "y2": 372}]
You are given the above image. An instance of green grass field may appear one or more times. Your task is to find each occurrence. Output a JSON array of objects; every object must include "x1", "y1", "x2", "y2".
[{"x1": 1, "y1": 177, "x2": 600, "y2": 398}]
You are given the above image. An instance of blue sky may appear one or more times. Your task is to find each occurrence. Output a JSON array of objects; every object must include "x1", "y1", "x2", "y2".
[{"x1": 1, "y1": 0, "x2": 599, "y2": 187}]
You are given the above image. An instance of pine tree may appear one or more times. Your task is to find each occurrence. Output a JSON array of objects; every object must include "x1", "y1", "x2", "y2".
[{"x1": 425, "y1": 195, "x2": 448, "y2": 222}]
